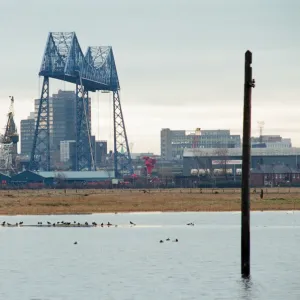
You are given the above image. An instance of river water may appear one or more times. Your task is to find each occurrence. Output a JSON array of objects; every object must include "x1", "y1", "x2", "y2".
[{"x1": 0, "y1": 211, "x2": 299, "y2": 300}]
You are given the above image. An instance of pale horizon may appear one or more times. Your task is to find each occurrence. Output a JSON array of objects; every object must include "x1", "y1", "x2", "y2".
[{"x1": 0, "y1": 0, "x2": 299, "y2": 154}]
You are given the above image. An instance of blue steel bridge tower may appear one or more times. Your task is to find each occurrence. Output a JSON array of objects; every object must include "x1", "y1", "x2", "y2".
[{"x1": 29, "y1": 32, "x2": 133, "y2": 177}]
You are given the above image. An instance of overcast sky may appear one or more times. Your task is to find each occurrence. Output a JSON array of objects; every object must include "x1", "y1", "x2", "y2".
[{"x1": 0, "y1": 0, "x2": 299, "y2": 153}]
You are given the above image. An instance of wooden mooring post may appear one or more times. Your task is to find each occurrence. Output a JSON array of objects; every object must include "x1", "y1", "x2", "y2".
[{"x1": 241, "y1": 50, "x2": 255, "y2": 278}]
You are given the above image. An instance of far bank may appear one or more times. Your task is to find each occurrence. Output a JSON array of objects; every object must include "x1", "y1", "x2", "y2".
[{"x1": 0, "y1": 188, "x2": 299, "y2": 215}]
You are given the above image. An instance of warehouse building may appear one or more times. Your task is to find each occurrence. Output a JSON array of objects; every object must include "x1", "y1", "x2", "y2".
[
  {"x1": 161, "y1": 128, "x2": 241, "y2": 160},
  {"x1": 11, "y1": 170, "x2": 115, "y2": 186},
  {"x1": 183, "y1": 147, "x2": 300, "y2": 177},
  {"x1": 0, "y1": 173, "x2": 11, "y2": 186},
  {"x1": 251, "y1": 135, "x2": 292, "y2": 149},
  {"x1": 251, "y1": 165, "x2": 300, "y2": 187}
]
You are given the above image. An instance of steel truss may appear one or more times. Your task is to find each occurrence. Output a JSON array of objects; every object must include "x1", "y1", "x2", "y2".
[
  {"x1": 30, "y1": 32, "x2": 133, "y2": 176},
  {"x1": 76, "y1": 81, "x2": 95, "y2": 171},
  {"x1": 29, "y1": 77, "x2": 50, "y2": 171},
  {"x1": 0, "y1": 142, "x2": 14, "y2": 174},
  {"x1": 113, "y1": 90, "x2": 132, "y2": 177}
]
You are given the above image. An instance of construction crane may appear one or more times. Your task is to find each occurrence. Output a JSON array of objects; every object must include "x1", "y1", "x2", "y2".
[
  {"x1": 192, "y1": 128, "x2": 201, "y2": 148},
  {"x1": 257, "y1": 121, "x2": 265, "y2": 165},
  {"x1": 257, "y1": 121, "x2": 265, "y2": 145},
  {"x1": 0, "y1": 96, "x2": 19, "y2": 174},
  {"x1": 186, "y1": 128, "x2": 201, "y2": 148}
]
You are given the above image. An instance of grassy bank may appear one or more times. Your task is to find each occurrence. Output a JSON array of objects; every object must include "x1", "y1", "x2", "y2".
[{"x1": 0, "y1": 188, "x2": 300, "y2": 215}]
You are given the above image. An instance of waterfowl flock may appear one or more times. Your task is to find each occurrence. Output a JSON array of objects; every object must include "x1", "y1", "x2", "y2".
[
  {"x1": 1, "y1": 220, "x2": 119, "y2": 228},
  {"x1": 0, "y1": 220, "x2": 147, "y2": 228},
  {"x1": 0, "y1": 219, "x2": 194, "y2": 245},
  {"x1": 0, "y1": 220, "x2": 195, "y2": 233},
  {"x1": 159, "y1": 238, "x2": 178, "y2": 243}
]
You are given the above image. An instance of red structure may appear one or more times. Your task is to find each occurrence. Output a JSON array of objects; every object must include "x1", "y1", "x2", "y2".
[
  {"x1": 192, "y1": 128, "x2": 201, "y2": 148},
  {"x1": 142, "y1": 156, "x2": 156, "y2": 177}
]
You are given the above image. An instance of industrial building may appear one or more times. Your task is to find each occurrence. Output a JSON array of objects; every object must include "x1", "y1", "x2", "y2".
[
  {"x1": 20, "y1": 112, "x2": 35, "y2": 156},
  {"x1": 250, "y1": 165, "x2": 300, "y2": 187},
  {"x1": 21, "y1": 89, "x2": 108, "y2": 172},
  {"x1": 0, "y1": 172, "x2": 11, "y2": 185},
  {"x1": 183, "y1": 147, "x2": 300, "y2": 177},
  {"x1": 251, "y1": 135, "x2": 292, "y2": 149},
  {"x1": 94, "y1": 140, "x2": 108, "y2": 167},
  {"x1": 33, "y1": 90, "x2": 91, "y2": 168},
  {"x1": 10, "y1": 170, "x2": 114, "y2": 186},
  {"x1": 60, "y1": 140, "x2": 76, "y2": 170},
  {"x1": 59, "y1": 139, "x2": 108, "y2": 171},
  {"x1": 161, "y1": 128, "x2": 241, "y2": 160}
]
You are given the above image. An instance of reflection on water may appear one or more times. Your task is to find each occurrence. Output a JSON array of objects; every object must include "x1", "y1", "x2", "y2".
[
  {"x1": 0, "y1": 211, "x2": 299, "y2": 299},
  {"x1": 240, "y1": 277, "x2": 253, "y2": 300}
]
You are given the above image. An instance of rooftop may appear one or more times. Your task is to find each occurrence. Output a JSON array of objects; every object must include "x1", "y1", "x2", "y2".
[
  {"x1": 37, "y1": 171, "x2": 115, "y2": 179},
  {"x1": 183, "y1": 147, "x2": 300, "y2": 157},
  {"x1": 251, "y1": 165, "x2": 300, "y2": 174}
]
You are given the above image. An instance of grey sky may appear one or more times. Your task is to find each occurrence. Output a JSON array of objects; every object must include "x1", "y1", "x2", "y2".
[{"x1": 0, "y1": 0, "x2": 299, "y2": 153}]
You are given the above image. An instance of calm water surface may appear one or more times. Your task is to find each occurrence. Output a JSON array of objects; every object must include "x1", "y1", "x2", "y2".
[{"x1": 0, "y1": 211, "x2": 299, "y2": 299}]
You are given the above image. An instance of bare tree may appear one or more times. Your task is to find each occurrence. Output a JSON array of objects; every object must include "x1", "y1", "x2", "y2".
[
  {"x1": 190, "y1": 148, "x2": 214, "y2": 178},
  {"x1": 193, "y1": 157, "x2": 206, "y2": 175},
  {"x1": 213, "y1": 148, "x2": 229, "y2": 179},
  {"x1": 54, "y1": 172, "x2": 67, "y2": 188}
]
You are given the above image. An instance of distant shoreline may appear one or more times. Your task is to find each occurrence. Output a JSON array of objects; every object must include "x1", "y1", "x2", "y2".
[
  {"x1": 0, "y1": 188, "x2": 300, "y2": 215},
  {"x1": 0, "y1": 187, "x2": 300, "y2": 215},
  {"x1": 0, "y1": 210, "x2": 299, "y2": 217}
]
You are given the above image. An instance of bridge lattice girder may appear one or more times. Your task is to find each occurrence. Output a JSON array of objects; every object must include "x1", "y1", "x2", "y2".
[
  {"x1": 39, "y1": 32, "x2": 119, "y2": 92},
  {"x1": 30, "y1": 32, "x2": 132, "y2": 176}
]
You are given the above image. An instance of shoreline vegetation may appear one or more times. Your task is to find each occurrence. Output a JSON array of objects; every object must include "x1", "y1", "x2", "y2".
[{"x1": 0, "y1": 188, "x2": 300, "y2": 215}]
